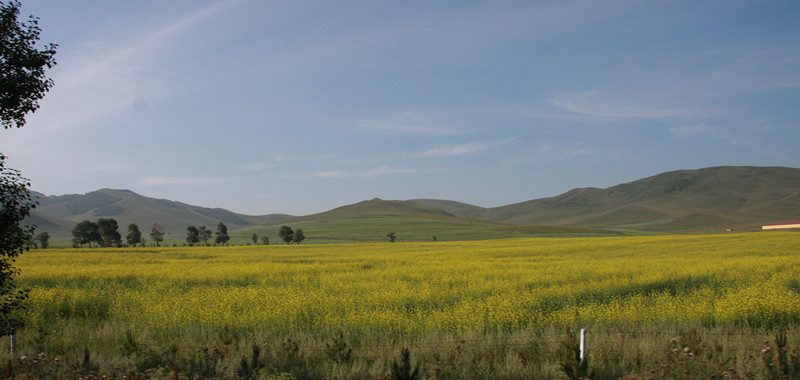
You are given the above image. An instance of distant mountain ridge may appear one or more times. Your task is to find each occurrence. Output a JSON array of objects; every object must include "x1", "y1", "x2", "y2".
[
  {"x1": 282, "y1": 198, "x2": 456, "y2": 223},
  {"x1": 30, "y1": 188, "x2": 291, "y2": 235},
  {"x1": 411, "y1": 166, "x2": 800, "y2": 232},
  {"x1": 29, "y1": 166, "x2": 800, "y2": 240}
]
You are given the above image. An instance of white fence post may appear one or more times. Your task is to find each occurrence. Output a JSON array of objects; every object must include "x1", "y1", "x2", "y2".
[{"x1": 579, "y1": 328, "x2": 587, "y2": 366}]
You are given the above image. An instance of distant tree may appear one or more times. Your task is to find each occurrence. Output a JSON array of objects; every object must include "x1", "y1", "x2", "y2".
[
  {"x1": 387, "y1": 232, "x2": 397, "y2": 243},
  {"x1": 432, "y1": 236, "x2": 437, "y2": 242},
  {"x1": 260, "y1": 236, "x2": 269, "y2": 245},
  {"x1": 126, "y1": 223, "x2": 142, "y2": 247},
  {"x1": 278, "y1": 225, "x2": 294, "y2": 245},
  {"x1": 215, "y1": 222, "x2": 229, "y2": 245},
  {"x1": 186, "y1": 226, "x2": 200, "y2": 246},
  {"x1": 150, "y1": 223, "x2": 164, "y2": 247},
  {"x1": 35, "y1": 231, "x2": 49, "y2": 249},
  {"x1": 198, "y1": 225, "x2": 211, "y2": 246},
  {"x1": 292, "y1": 229, "x2": 306, "y2": 244},
  {"x1": 71, "y1": 220, "x2": 100, "y2": 248},
  {"x1": 97, "y1": 218, "x2": 121, "y2": 247},
  {"x1": 251, "y1": 233, "x2": 258, "y2": 245},
  {"x1": 140, "y1": 236, "x2": 147, "y2": 247}
]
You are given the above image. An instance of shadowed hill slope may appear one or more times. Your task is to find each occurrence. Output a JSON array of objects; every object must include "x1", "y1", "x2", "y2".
[
  {"x1": 241, "y1": 198, "x2": 620, "y2": 243},
  {"x1": 282, "y1": 198, "x2": 455, "y2": 222},
  {"x1": 28, "y1": 166, "x2": 800, "y2": 244},
  {"x1": 428, "y1": 166, "x2": 800, "y2": 232},
  {"x1": 30, "y1": 189, "x2": 290, "y2": 237}
]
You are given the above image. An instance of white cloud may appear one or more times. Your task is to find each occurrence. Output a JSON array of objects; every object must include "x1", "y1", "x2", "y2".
[
  {"x1": 415, "y1": 142, "x2": 486, "y2": 158},
  {"x1": 560, "y1": 146, "x2": 590, "y2": 159},
  {"x1": 359, "y1": 110, "x2": 467, "y2": 135},
  {"x1": 140, "y1": 176, "x2": 231, "y2": 186},
  {"x1": 670, "y1": 123, "x2": 716, "y2": 137},
  {"x1": 413, "y1": 138, "x2": 515, "y2": 158},
  {"x1": 313, "y1": 166, "x2": 413, "y2": 179},
  {"x1": 552, "y1": 91, "x2": 704, "y2": 120},
  {"x1": 360, "y1": 120, "x2": 458, "y2": 135},
  {"x1": 24, "y1": 1, "x2": 237, "y2": 134},
  {"x1": 240, "y1": 162, "x2": 278, "y2": 172}
]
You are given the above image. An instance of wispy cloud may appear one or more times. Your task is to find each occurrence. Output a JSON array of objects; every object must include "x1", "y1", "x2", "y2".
[
  {"x1": 560, "y1": 145, "x2": 590, "y2": 159},
  {"x1": 671, "y1": 123, "x2": 716, "y2": 137},
  {"x1": 240, "y1": 162, "x2": 278, "y2": 172},
  {"x1": 552, "y1": 91, "x2": 705, "y2": 120},
  {"x1": 361, "y1": 120, "x2": 458, "y2": 135},
  {"x1": 536, "y1": 141, "x2": 591, "y2": 159},
  {"x1": 140, "y1": 176, "x2": 231, "y2": 186},
  {"x1": 27, "y1": 1, "x2": 237, "y2": 133},
  {"x1": 359, "y1": 110, "x2": 467, "y2": 135},
  {"x1": 240, "y1": 154, "x2": 339, "y2": 172},
  {"x1": 313, "y1": 166, "x2": 413, "y2": 179},
  {"x1": 414, "y1": 143, "x2": 485, "y2": 158},
  {"x1": 413, "y1": 138, "x2": 515, "y2": 158}
]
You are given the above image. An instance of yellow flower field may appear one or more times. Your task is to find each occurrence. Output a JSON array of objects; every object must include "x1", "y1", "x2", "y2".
[{"x1": 16, "y1": 232, "x2": 800, "y2": 334}]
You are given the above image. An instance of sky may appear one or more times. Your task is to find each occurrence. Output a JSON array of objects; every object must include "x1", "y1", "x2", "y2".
[{"x1": 2, "y1": 0, "x2": 799, "y2": 216}]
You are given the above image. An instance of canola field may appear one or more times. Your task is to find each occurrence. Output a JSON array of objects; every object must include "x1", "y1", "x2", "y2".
[{"x1": 16, "y1": 232, "x2": 800, "y2": 334}]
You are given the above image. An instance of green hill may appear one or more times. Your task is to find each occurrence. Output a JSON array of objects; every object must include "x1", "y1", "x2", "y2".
[
  {"x1": 286, "y1": 198, "x2": 456, "y2": 221},
  {"x1": 235, "y1": 198, "x2": 620, "y2": 243},
  {"x1": 405, "y1": 198, "x2": 487, "y2": 216},
  {"x1": 445, "y1": 166, "x2": 800, "y2": 233},
  {"x1": 28, "y1": 166, "x2": 800, "y2": 245},
  {"x1": 30, "y1": 189, "x2": 290, "y2": 244}
]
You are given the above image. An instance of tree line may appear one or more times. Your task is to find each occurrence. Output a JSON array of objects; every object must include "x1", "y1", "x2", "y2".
[
  {"x1": 69, "y1": 219, "x2": 230, "y2": 248},
  {"x1": 67, "y1": 220, "x2": 308, "y2": 247},
  {"x1": 185, "y1": 222, "x2": 229, "y2": 246}
]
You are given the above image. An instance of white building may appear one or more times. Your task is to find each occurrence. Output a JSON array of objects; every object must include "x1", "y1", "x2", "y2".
[{"x1": 762, "y1": 223, "x2": 800, "y2": 230}]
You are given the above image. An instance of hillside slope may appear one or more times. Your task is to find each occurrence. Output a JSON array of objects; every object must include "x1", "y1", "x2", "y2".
[
  {"x1": 242, "y1": 198, "x2": 619, "y2": 242},
  {"x1": 458, "y1": 166, "x2": 800, "y2": 231},
  {"x1": 31, "y1": 189, "x2": 290, "y2": 236},
  {"x1": 283, "y1": 198, "x2": 455, "y2": 222},
  {"x1": 29, "y1": 166, "x2": 800, "y2": 243}
]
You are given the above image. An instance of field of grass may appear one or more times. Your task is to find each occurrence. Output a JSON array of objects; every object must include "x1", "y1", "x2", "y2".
[
  {"x1": 233, "y1": 214, "x2": 622, "y2": 244},
  {"x1": 43, "y1": 214, "x2": 621, "y2": 248},
  {"x1": 3, "y1": 232, "x2": 800, "y2": 378}
]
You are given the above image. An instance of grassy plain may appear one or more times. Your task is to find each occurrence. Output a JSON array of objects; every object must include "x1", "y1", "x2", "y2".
[
  {"x1": 233, "y1": 214, "x2": 622, "y2": 245},
  {"x1": 4, "y1": 232, "x2": 800, "y2": 378}
]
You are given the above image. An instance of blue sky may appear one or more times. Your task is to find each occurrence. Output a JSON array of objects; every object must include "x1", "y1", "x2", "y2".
[{"x1": 3, "y1": 0, "x2": 799, "y2": 215}]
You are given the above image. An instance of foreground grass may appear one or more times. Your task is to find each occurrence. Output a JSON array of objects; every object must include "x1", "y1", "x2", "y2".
[
  {"x1": 3, "y1": 232, "x2": 800, "y2": 378},
  {"x1": 2, "y1": 324, "x2": 798, "y2": 379}
]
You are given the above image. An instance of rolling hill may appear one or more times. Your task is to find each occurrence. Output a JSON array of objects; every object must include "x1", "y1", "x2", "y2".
[
  {"x1": 411, "y1": 166, "x2": 800, "y2": 232},
  {"x1": 28, "y1": 166, "x2": 800, "y2": 245},
  {"x1": 235, "y1": 198, "x2": 620, "y2": 243},
  {"x1": 29, "y1": 189, "x2": 290, "y2": 240}
]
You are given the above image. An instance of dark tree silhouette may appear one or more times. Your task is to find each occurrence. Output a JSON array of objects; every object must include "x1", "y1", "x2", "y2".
[
  {"x1": 71, "y1": 220, "x2": 100, "y2": 248},
  {"x1": 292, "y1": 229, "x2": 305, "y2": 244},
  {"x1": 186, "y1": 226, "x2": 200, "y2": 246},
  {"x1": 97, "y1": 218, "x2": 121, "y2": 247},
  {"x1": 150, "y1": 223, "x2": 164, "y2": 247},
  {"x1": 215, "y1": 222, "x2": 229, "y2": 245},
  {"x1": 126, "y1": 223, "x2": 142, "y2": 247},
  {"x1": 278, "y1": 225, "x2": 294, "y2": 245}
]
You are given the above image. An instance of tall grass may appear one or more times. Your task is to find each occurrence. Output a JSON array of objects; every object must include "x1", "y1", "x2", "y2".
[{"x1": 3, "y1": 232, "x2": 799, "y2": 378}]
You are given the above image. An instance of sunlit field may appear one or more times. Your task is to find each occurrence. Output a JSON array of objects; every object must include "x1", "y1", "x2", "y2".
[
  {"x1": 5, "y1": 232, "x2": 800, "y2": 378},
  {"x1": 17, "y1": 232, "x2": 800, "y2": 332}
]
